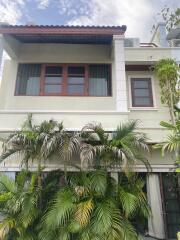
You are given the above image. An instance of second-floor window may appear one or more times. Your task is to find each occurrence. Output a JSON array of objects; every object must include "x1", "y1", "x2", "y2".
[
  {"x1": 130, "y1": 77, "x2": 153, "y2": 107},
  {"x1": 15, "y1": 64, "x2": 111, "y2": 96}
]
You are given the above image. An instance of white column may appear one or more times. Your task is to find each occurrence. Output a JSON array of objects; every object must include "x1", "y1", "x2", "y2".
[
  {"x1": 146, "y1": 174, "x2": 165, "y2": 239},
  {"x1": 113, "y1": 35, "x2": 128, "y2": 112},
  {"x1": 0, "y1": 34, "x2": 3, "y2": 72}
]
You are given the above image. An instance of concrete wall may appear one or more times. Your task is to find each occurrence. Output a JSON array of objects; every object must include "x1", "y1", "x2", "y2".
[
  {"x1": 0, "y1": 43, "x2": 171, "y2": 143},
  {"x1": 125, "y1": 48, "x2": 171, "y2": 63},
  {"x1": 0, "y1": 44, "x2": 117, "y2": 111},
  {"x1": 127, "y1": 71, "x2": 170, "y2": 138},
  {"x1": 19, "y1": 43, "x2": 111, "y2": 63}
]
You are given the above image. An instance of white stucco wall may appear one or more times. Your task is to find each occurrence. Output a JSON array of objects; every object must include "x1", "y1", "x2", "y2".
[
  {"x1": 125, "y1": 48, "x2": 171, "y2": 63},
  {"x1": 0, "y1": 43, "x2": 172, "y2": 144},
  {"x1": 0, "y1": 43, "x2": 117, "y2": 111},
  {"x1": 127, "y1": 71, "x2": 170, "y2": 142}
]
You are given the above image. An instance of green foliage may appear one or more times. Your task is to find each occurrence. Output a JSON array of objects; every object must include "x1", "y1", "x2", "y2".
[
  {"x1": 155, "y1": 106, "x2": 180, "y2": 172},
  {"x1": 0, "y1": 170, "x2": 150, "y2": 240},
  {"x1": 0, "y1": 117, "x2": 151, "y2": 239},
  {"x1": 80, "y1": 120, "x2": 150, "y2": 171},
  {"x1": 152, "y1": 7, "x2": 180, "y2": 33},
  {"x1": 160, "y1": 7, "x2": 180, "y2": 31},
  {"x1": 0, "y1": 115, "x2": 79, "y2": 173},
  {"x1": 154, "y1": 59, "x2": 179, "y2": 106},
  {"x1": 39, "y1": 170, "x2": 150, "y2": 240},
  {"x1": 154, "y1": 58, "x2": 180, "y2": 124},
  {"x1": 1, "y1": 117, "x2": 150, "y2": 174},
  {"x1": 0, "y1": 171, "x2": 40, "y2": 240}
]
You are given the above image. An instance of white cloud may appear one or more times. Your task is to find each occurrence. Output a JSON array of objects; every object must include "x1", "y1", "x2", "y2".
[
  {"x1": 66, "y1": 0, "x2": 179, "y2": 41},
  {"x1": 67, "y1": 0, "x2": 154, "y2": 41},
  {"x1": 58, "y1": 0, "x2": 91, "y2": 17},
  {"x1": 36, "y1": 0, "x2": 50, "y2": 9},
  {"x1": 0, "y1": 0, "x2": 25, "y2": 24}
]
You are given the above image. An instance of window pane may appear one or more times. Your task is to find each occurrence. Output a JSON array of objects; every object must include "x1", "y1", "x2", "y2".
[
  {"x1": 26, "y1": 77, "x2": 40, "y2": 95},
  {"x1": 67, "y1": 85, "x2": 84, "y2": 94},
  {"x1": 132, "y1": 79, "x2": 149, "y2": 88},
  {"x1": 45, "y1": 85, "x2": 62, "y2": 94},
  {"x1": 134, "y1": 97, "x2": 151, "y2": 106},
  {"x1": 68, "y1": 77, "x2": 84, "y2": 84},
  {"x1": 16, "y1": 64, "x2": 41, "y2": 95},
  {"x1": 45, "y1": 66, "x2": 62, "y2": 74},
  {"x1": 45, "y1": 77, "x2": 63, "y2": 84},
  {"x1": 68, "y1": 66, "x2": 85, "y2": 75},
  {"x1": 134, "y1": 89, "x2": 150, "y2": 97},
  {"x1": 89, "y1": 78, "x2": 107, "y2": 96},
  {"x1": 89, "y1": 65, "x2": 110, "y2": 96}
]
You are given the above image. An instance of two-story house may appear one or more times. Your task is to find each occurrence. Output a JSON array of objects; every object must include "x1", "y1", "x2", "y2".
[{"x1": 0, "y1": 23, "x2": 179, "y2": 239}]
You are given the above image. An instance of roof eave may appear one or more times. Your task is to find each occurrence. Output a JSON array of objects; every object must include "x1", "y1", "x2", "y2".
[{"x1": 0, "y1": 25, "x2": 127, "y2": 36}]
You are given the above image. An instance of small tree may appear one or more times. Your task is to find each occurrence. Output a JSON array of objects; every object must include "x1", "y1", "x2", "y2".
[
  {"x1": 152, "y1": 7, "x2": 180, "y2": 33},
  {"x1": 154, "y1": 58, "x2": 180, "y2": 125},
  {"x1": 159, "y1": 7, "x2": 180, "y2": 31}
]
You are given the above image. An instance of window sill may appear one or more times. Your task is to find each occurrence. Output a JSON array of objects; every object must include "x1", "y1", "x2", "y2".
[{"x1": 129, "y1": 107, "x2": 158, "y2": 111}]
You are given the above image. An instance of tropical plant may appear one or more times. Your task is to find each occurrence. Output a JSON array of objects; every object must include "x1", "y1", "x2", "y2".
[
  {"x1": 1, "y1": 117, "x2": 150, "y2": 173},
  {"x1": 80, "y1": 120, "x2": 150, "y2": 171},
  {"x1": 0, "y1": 170, "x2": 40, "y2": 240},
  {"x1": 0, "y1": 169, "x2": 69, "y2": 240},
  {"x1": 39, "y1": 170, "x2": 150, "y2": 240},
  {"x1": 155, "y1": 106, "x2": 180, "y2": 172},
  {"x1": 153, "y1": 58, "x2": 180, "y2": 124},
  {"x1": 0, "y1": 114, "x2": 80, "y2": 177}
]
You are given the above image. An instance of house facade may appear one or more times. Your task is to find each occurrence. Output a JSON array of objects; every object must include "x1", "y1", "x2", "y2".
[{"x1": 0, "y1": 24, "x2": 179, "y2": 239}]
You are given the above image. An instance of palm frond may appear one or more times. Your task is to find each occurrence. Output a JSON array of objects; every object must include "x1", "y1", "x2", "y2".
[
  {"x1": 42, "y1": 188, "x2": 75, "y2": 229},
  {"x1": 74, "y1": 198, "x2": 93, "y2": 226}
]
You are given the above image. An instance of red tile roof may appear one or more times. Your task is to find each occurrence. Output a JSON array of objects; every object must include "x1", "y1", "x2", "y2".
[{"x1": 0, "y1": 24, "x2": 127, "y2": 35}]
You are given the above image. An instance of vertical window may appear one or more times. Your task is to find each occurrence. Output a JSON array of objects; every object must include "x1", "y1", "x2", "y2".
[
  {"x1": 44, "y1": 66, "x2": 63, "y2": 94},
  {"x1": 67, "y1": 66, "x2": 86, "y2": 95},
  {"x1": 16, "y1": 64, "x2": 41, "y2": 95},
  {"x1": 131, "y1": 77, "x2": 153, "y2": 107},
  {"x1": 89, "y1": 65, "x2": 110, "y2": 96}
]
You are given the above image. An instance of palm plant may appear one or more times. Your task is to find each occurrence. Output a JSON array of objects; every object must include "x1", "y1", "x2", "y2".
[
  {"x1": 0, "y1": 114, "x2": 80, "y2": 176},
  {"x1": 80, "y1": 120, "x2": 150, "y2": 171},
  {"x1": 39, "y1": 170, "x2": 150, "y2": 240},
  {"x1": 0, "y1": 171, "x2": 40, "y2": 240},
  {"x1": 155, "y1": 107, "x2": 180, "y2": 172}
]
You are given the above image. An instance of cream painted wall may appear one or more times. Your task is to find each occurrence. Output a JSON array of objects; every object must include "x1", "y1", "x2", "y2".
[
  {"x1": 125, "y1": 48, "x2": 171, "y2": 63},
  {"x1": 19, "y1": 43, "x2": 111, "y2": 63},
  {"x1": 0, "y1": 43, "x2": 117, "y2": 111},
  {"x1": 126, "y1": 71, "x2": 170, "y2": 141},
  {"x1": 0, "y1": 44, "x2": 172, "y2": 144}
]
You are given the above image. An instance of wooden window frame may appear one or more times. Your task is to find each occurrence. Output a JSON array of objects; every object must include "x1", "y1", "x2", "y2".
[
  {"x1": 130, "y1": 77, "x2": 154, "y2": 107},
  {"x1": 15, "y1": 63, "x2": 112, "y2": 97}
]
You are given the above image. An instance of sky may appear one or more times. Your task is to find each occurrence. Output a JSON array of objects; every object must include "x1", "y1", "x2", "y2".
[{"x1": 0, "y1": 0, "x2": 179, "y2": 42}]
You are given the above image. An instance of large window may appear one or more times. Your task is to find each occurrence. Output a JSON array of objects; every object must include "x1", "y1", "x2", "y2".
[
  {"x1": 15, "y1": 64, "x2": 111, "y2": 96},
  {"x1": 130, "y1": 77, "x2": 153, "y2": 107}
]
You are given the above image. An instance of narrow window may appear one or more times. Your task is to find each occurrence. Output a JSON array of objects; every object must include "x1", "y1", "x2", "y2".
[
  {"x1": 44, "y1": 66, "x2": 63, "y2": 95},
  {"x1": 131, "y1": 78, "x2": 153, "y2": 107},
  {"x1": 89, "y1": 64, "x2": 110, "y2": 96},
  {"x1": 16, "y1": 64, "x2": 41, "y2": 95}
]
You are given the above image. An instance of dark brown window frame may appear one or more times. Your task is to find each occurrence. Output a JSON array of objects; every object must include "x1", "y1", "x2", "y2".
[
  {"x1": 15, "y1": 63, "x2": 112, "y2": 97},
  {"x1": 130, "y1": 77, "x2": 154, "y2": 107}
]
